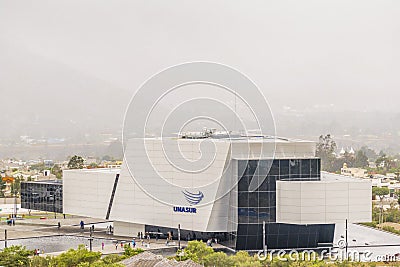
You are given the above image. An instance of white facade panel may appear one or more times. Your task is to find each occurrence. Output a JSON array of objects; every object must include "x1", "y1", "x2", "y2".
[
  {"x1": 114, "y1": 221, "x2": 145, "y2": 237},
  {"x1": 108, "y1": 138, "x2": 232, "y2": 232},
  {"x1": 276, "y1": 176, "x2": 371, "y2": 224},
  {"x1": 63, "y1": 169, "x2": 119, "y2": 219}
]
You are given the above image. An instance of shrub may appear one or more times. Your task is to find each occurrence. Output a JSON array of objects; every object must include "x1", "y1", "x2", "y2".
[
  {"x1": 53, "y1": 244, "x2": 101, "y2": 267},
  {"x1": 101, "y1": 254, "x2": 125, "y2": 264},
  {"x1": 123, "y1": 245, "x2": 144, "y2": 258},
  {"x1": 0, "y1": 245, "x2": 33, "y2": 267}
]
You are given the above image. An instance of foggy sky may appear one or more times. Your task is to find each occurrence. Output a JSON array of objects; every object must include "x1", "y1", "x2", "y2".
[{"x1": 0, "y1": 1, "x2": 399, "y2": 142}]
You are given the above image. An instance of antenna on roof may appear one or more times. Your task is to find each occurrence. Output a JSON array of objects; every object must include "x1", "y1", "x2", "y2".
[{"x1": 234, "y1": 87, "x2": 237, "y2": 134}]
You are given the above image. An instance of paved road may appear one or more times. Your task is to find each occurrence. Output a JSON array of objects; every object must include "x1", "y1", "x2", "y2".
[
  {"x1": 0, "y1": 216, "x2": 227, "y2": 256},
  {"x1": 0, "y1": 216, "x2": 110, "y2": 240},
  {"x1": 333, "y1": 223, "x2": 400, "y2": 261}
]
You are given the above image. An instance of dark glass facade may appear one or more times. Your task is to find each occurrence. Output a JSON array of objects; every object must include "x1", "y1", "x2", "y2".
[
  {"x1": 228, "y1": 159, "x2": 335, "y2": 251},
  {"x1": 21, "y1": 180, "x2": 63, "y2": 213},
  {"x1": 235, "y1": 223, "x2": 335, "y2": 250},
  {"x1": 145, "y1": 224, "x2": 228, "y2": 242}
]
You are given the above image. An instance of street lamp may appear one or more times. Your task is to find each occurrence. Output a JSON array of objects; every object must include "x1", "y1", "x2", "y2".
[
  {"x1": 89, "y1": 227, "x2": 93, "y2": 251},
  {"x1": 13, "y1": 189, "x2": 17, "y2": 219},
  {"x1": 178, "y1": 224, "x2": 181, "y2": 250},
  {"x1": 54, "y1": 188, "x2": 60, "y2": 219}
]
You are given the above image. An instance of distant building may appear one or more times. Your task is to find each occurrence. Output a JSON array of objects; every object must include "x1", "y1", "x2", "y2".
[
  {"x1": 20, "y1": 180, "x2": 63, "y2": 213},
  {"x1": 104, "y1": 160, "x2": 122, "y2": 169},
  {"x1": 341, "y1": 163, "x2": 368, "y2": 178},
  {"x1": 43, "y1": 160, "x2": 54, "y2": 168},
  {"x1": 369, "y1": 161, "x2": 377, "y2": 169},
  {"x1": 338, "y1": 147, "x2": 355, "y2": 158},
  {"x1": 386, "y1": 173, "x2": 397, "y2": 180}
]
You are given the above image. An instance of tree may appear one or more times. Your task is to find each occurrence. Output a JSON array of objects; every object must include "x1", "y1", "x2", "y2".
[
  {"x1": 316, "y1": 134, "x2": 337, "y2": 172},
  {"x1": 30, "y1": 255, "x2": 51, "y2": 267},
  {"x1": 88, "y1": 162, "x2": 99, "y2": 169},
  {"x1": 67, "y1": 155, "x2": 85, "y2": 169},
  {"x1": 176, "y1": 241, "x2": 214, "y2": 263},
  {"x1": 203, "y1": 251, "x2": 233, "y2": 267},
  {"x1": 123, "y1": 245, "x2": 144, "y2": 257},
  {"x1": 384, "y1": 203, "x2": 400, "y2": 223},
  {"x1": 372, "y1": 187, "x2": 389, "y2": 200},
  {"x1": 375, "y1": 154, "x2": 392, "y2": 171},
  {"x1": 0, "y1": 178, "x2": 6, "y2": 197},
  {"x1": 11, "y1": 176, "x2": 22, "y2": 195},
  {"x1": 53, "y1": 244, "x2": 101, "y2": 267},
  {"x1": 51, "y1": 164, "x2": 63, "y2": 179},
  {"x1": 0, "y1": 245, "x2": 33, "y2": 267},
  {"x1": 395, "y1": 191, "x2": 400, "y2": 205},
  {"x1": 360, "y1": 146, "x2": 378, "y2": 161},
  {"x1": 29, "y1": 162, "x2": 46, "y2": 172},
  {"x1": 230, "y1": 251, "x2": 262, "y2": 267},
  {"x1": 101, "y1": 254, "x2": 125, "y2": 264},
  {"x1": 373, "y1": 187, "x2": 389, "y2": 225},
  {"x1": 354, "y1": 150, "x2": 368, "y2": 168}
]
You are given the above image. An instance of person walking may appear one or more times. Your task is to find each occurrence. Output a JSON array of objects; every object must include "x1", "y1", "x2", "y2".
[
  {"x1": 101, "y1": 242, "x2": 104, "y2": 250},
  {"x1": 132, "y1": 239, "x2": 136, "y2": 248},
  {"x1": 156, "y1": 229, "x2": 160, "y2": 242}
]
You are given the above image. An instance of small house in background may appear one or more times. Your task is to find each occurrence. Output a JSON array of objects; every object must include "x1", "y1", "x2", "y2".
[{"x1": 341, "y1": 163, "x2": 368, "y2": 178}]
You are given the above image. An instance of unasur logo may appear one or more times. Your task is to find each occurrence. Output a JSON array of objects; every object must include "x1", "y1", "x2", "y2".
[
  {"x1": 173, "y1": 190, "x2": 204, "y2": 214},
  {"x1": 182, "y1": 190, "x2": 204, "y2": 205}
]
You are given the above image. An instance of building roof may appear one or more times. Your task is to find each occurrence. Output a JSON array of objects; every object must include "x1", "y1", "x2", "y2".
[
  {"x1": 63, "y1": 168, "x2": 120, "y2": 174},
  {"x1": 321, "y1": 172, "x2": 370, "y2": 183},
  {"x1": 21, "y1": 179, "x2": 62, "y2": 184},
  {"x1": 145, "y1": 136, "x2": 314, "y2": 144}
]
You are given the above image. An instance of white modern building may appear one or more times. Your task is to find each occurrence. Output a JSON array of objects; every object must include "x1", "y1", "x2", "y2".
[{"x1": 63, "y1": 134, "x2": 371, "y2": 251}]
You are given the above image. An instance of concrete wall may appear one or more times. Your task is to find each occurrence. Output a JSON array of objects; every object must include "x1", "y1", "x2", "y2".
[
  {"x1": 113, "y1": 221, "x2": 145, "y2": 237},
  {"x1": 110, "y1": 138, "x2": 232, "y2": 232},
  {"x1": 63, "y1": 168, "x2": 119, "y2": 219},
  {"x1": 276, "y1": 176, "x2": 372, "y2": 224},
  {"x1": 231, "y1": 139, "x2": 316, "y2": 159}
]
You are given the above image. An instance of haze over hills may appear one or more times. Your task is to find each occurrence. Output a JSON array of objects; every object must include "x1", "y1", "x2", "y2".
[
  {"x1": 1, "y1": 1, "x2": 400, "y2": 159},
  {"x1": 1, "y1": 41, "x2": 400, "y2": 159},
  {"x1": 0, "y1": 40, "x2": 131, "y2": 141}
]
